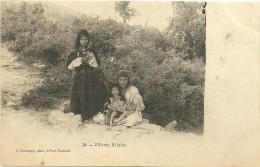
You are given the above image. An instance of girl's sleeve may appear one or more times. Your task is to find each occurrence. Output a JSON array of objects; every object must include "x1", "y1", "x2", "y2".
[
  {"x1": 128, "y1": 86, "x2": 145, "y2": 112},
  {"x1": 133, "y1": 97, "x2": 145, "y2": 112},
  {"x1": 67, "y1": 50, "x2": 83, "y2": 70},
  {"x1": 88, "y1": 53, "x2": 98, "y2": 68},
  {"x1": 66, "y1": 50, "x2": 76, "y2": 68}
]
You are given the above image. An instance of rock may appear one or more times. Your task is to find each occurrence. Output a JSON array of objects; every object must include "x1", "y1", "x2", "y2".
[
  {"x1": 37, "y1": 65, "x2": 45, "y2": 68},
  {"x1": 106, "y1": 125, "x2": 128, "y2": 131},
  {"x1": 142, "y1": 112, "x2": 151, "y2": 120},
  {"x1": 61, "y1": 100, "x2": 70, "y2": 113},
  {"x1": 66, "y1": 112, "x2": 74, "y2": 117},
  {"x1": 5, "y1": 101, "x2": 16, "y2": 106},
  {"x1": 48, "y1": 110, "x2": 82, "y2": 133},
  {"x1": 10, "y1": 57, "x2": 17, "y2": 62},
  {"x1": 132, "y1": 123, "x2": 163, "y2": 132},
  {"x1": 83, "y1": 118, "x2": 95, "y2": 124},
  {"x1": 10, "y1": 92, "x2": 16, "y2": 96},
  {"x1": 81, "y1": 124, "x2": 107, "y2": 136},
  {"x1": 142, "y1": 119, "x2": 149, "y2": 124},
  {"x1": 33, "y1": 62, "x2": 45, "y2": 68},
  {"x1": 164, "y1": 121, "x2": 177, "y2": 132}
]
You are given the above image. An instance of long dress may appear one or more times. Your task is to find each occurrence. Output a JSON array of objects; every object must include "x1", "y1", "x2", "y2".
[
  {"x1": 93, "y1": 85, "x2": 145, "y2": 126},
  {"x1": 67, "y1": 49, "x2": 98, "y2": 120},
  {"x1": 95, "y1": 81, "x2": 109, "y2": 113}
]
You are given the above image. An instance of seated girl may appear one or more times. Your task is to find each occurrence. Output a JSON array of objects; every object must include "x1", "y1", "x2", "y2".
[
  {"x1": 103, "y1": 83, "x2": 129, "y2": 126},
  {"x1": 93, "y1": 70, "x2": 145, "y2": 127}
]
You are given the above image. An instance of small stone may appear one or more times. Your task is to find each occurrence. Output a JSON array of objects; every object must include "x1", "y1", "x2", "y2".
[
  {"x1": 37, "y1": 65, "x2": 45, "y2": 68},
  {"x1": 108, "y1": 125, "x2": 128, "y2": 131},
  {"x1": 133, "y1": 123, "x2": 163, "y2": 132},
  {"x1": 164, "y1": 121, "x2": 177, "y2": 132},
  {"x1": 61, "y1": 100, "x2": 70, "y2": 113},
  {"x1": 83, "y1": 118, "x2": 94, "y2": 124},
  {"x1": 66, "y1": 112, "x2": 74, "y2": 117},
  {"x1": 142, "y1": 119, "x2": 149, "y2": 124},
  {"x1": 6, "y1": 101, "x2": 16, "y2": 106},
  {"x1": 10, "y1": 92, "x2": 16, "y2": 96}
]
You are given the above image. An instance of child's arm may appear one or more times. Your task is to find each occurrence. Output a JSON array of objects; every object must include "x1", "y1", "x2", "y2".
[{"x1": 104, "y1": 98, "x2": 113, "y2": 110}]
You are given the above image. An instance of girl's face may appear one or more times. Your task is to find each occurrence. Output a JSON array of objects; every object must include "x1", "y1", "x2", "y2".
[
  {"x1": 79, "y1": 36, "x2": 89, "y2": 47},
  {"x1": 111, "y1": 87, "x2": 120, "y2": 97},
  {"x1": 118, "y1": 77, "x2": 128, "y2": 88}
]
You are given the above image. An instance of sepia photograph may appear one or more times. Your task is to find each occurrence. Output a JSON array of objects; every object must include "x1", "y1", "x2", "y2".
[{"x1": 0, "y1": 1, "x2": 259, "y2": 166}]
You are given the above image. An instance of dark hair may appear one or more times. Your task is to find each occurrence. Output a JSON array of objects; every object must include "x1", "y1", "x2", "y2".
[
  {"x1": 75, "y1": 29, "x2": 90, "y2": 49},
  {"x1": 117, "y1": 70, "x2": 131, "y2": 88},
  {"x1": 74, "y1": 29, "x2": 100, "y2": 66},
  {"x1": 94, "y1": 68, "x2": 105, "y2": 81},
  {"x1": 109, "y1": 83, "x2": 125, "y2": 99}
]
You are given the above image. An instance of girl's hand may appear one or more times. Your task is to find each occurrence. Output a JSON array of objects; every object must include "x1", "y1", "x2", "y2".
[
  {"x1": 112, "y1": 120, "x2": 118, "y2": 126},
  {"x1": 107, "y1": 104, "x2": 112, "y2": 109},
  {"x1": 81, "y1": 57, "x2": 88, "y2": 63},
  {"x1": 68, "y1": 57, "x2": 82, "y2": 69},
  {"x1": 82, "y1": 56, "x2": 91, "y2": 63}
]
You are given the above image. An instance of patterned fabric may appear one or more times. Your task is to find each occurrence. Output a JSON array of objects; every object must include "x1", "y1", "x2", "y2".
[
  {"x1": 107, "y1": 96, "x2": 126, "y2": 113},
  {"x1": 68, "y1": 51, "x2": 98, "y2": 69},
  {"x1": 93, "y1": 85, "x2": 145, "y2": 126}
]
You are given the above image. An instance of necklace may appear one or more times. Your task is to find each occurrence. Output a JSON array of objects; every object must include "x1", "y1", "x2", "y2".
[{"x1": 79, "y1": 47, "x2": 87, "y2": 52}]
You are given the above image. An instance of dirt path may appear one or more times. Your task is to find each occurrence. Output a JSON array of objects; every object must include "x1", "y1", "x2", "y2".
[{"x1": 1, "y1": 47, "x2": 43, "y2": 104}]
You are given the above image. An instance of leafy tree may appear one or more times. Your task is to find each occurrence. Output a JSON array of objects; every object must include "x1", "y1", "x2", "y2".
[
  {"x1": 115, "y1": 1, "x2": 137, "y2": 24},
  {"x1": 167, "y1": 2, "x2": 205, "y2": 61}
]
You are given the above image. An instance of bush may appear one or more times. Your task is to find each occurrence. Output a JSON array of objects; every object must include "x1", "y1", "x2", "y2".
[
  {"x1": 21, "y1": 63, "x2": 71, "y2": 109},
  {"x1": 21, "y1": 76, "x2": 70, "y2": 110}
]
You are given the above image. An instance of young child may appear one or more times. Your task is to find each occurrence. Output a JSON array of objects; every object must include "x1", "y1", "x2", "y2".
[{"x1": 104, "y1": 83, "x2": 128, "y2": 126}]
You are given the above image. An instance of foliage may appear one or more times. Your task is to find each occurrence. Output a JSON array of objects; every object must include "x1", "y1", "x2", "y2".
[
  {"x1": 115, "y1": 1, "x2": 137, "y2": 24},
  {"x1": 21, "y1": 63, "x2": 71, "y2": 109},
  {"x1": 1, "y1": 2, "x2": 205, "y2": 134},
  {"x1": 167, "y1": 2, "x2": 206, "y2": 62}
]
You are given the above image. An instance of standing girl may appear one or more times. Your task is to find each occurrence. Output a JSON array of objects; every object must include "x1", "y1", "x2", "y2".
[{"x1": 66, "y1": 29, "x2": 99, "y2": 122}]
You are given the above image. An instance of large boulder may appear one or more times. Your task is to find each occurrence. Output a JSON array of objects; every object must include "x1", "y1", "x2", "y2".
[
  {"x1": 5, "y1": 101, "x2": 19, "y2": 110},
  {"x1": 48, "y1": 110, "x2": 82, "y2": 133}
]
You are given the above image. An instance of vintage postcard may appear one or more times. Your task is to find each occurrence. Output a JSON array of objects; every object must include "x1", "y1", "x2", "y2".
[{"x1": 0, "y1": 1, "x2": 259, "y2": 166}]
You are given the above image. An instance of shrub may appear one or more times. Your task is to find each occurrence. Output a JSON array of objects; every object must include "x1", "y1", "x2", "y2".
[
  {"x1": 21, "y1": 77, "x2": 70, "y2": 110},
  {"x1": 21, "y1": 63, "x2": 71, "y2": 109}
]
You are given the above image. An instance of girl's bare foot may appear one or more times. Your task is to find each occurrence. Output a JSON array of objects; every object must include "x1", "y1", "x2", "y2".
[{"x1": 110, "y1": 121, "x2": 113, "y2": 126}]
